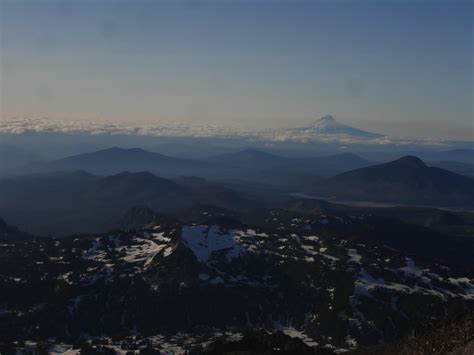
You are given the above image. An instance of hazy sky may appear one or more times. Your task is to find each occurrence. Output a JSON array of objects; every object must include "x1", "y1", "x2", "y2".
[{"x1": 1, "y1": 0, "x2": 473, "y2": 139}]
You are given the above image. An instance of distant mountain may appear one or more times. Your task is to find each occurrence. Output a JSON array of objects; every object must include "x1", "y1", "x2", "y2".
[
  {"x1": 300, "y1": 153, "x2": 372, "y2": 171},
  {"x1": 0, "y1": 171, "x2": 259, "y2": 236},
  {"x1": 0, "y1": 146, "x2": 44, "y2": 176},
  {"x1": 205, "y1": 148, "x2": 301, "y2": 184},
  {"x1": 209, "y1": 149, "x2": 371, "y2": 170},
  {"x1": 428, "y1": 160, "x2": 474, "y2": 177},
  {"x1": 175, "y1": 175, "x2": 263, "y2": 212},
  {"x1": 151, "y1": 142, "x2": 240, "y2": 159},
  {"x1": 114, "y1": 205, "x2": 180, "y2": 231},
  {"x1": 361, "y1": 149, "x2": 474, "y2": 165},
  {"x1": 207, "y1": 148, "x2": 288, "y2": 167},
  {"x1": 0, "y1": 218, "x2": 27, "y2": 238},
  {"x1": 14, "y1": 170, "x2": 98, "y2": 182},
  {"x1": 51, "y1": 147, "x2": 213, "y2": 177},
  {"x1": 93, "y1": 171, "x2": 186, "y2": 197},
  {"x1": 311, "y1": 156, "x2": 474, "y2": 207},
  {"x1": 424, "y1": 149, "x2": 474, "y2": 165},
  {"x1": 207, "y1": 149, "x2": 371, "y2": 181},
  {"x1": 48, "y1": 147, "x2": 316, "y2": 184},
  {"x1": 290, "y1": 115, "x2": 384, "y2": 138},
  {"x1": 12, "y1": 146, "x2": 372, "y2": 186}
]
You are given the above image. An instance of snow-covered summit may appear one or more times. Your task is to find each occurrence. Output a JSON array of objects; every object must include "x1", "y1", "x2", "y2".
[
  {"x1": 317, "y1": 114, "x2": 337, "y2": 122},
  {"x1": 267, "y1": 115, "x2": 385, "y2": 143},
  {"x1": 307, "y1": 115, "x2": 384, "y2": 138}
]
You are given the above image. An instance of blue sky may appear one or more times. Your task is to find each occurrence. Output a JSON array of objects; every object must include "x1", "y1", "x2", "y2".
[{"x1": 1, "y1": 0, "x2": 472, "y2": 139}]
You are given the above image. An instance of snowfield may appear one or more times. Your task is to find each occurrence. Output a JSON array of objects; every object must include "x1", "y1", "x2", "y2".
[{"x1": 181, "y1": 225, "x2": 248, "y2": 263}]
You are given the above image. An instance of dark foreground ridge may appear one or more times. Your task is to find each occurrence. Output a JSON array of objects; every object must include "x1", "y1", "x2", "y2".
[{"x1": 0, "y1": 208, "x2": 473, "y2": 353}]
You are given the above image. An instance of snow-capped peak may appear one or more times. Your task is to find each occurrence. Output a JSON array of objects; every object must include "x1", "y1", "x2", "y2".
[
  {"x1": 300, "y1": 115, "x2": 384, "y2": 138},
  {"x1": 317, "y1": 115, "x2": 336, "y2": 122}
]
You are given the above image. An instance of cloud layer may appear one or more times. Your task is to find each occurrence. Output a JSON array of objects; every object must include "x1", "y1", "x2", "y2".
[{"x1": 0, "y1": 117, "x2": 452, "y2": 148}]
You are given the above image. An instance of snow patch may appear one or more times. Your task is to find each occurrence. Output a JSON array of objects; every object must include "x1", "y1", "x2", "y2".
[
  {"x1": 181, "y1": 225, "x2": 248, "y2": 263},
  {"x1": 347, "y1": 249, "x2": 362, "y2": 264}
]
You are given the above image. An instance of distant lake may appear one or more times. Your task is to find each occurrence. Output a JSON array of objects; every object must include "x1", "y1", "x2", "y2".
[
  {"x1": 289, "y1": 192, "x2": 333, "y2": 200},
  {"x1": 289, "y1": 192, "x2": 474, "y2": 212}
]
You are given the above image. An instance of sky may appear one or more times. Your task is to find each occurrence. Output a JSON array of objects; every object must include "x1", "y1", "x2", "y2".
[{"x1": 1, "y1": 0, "x2": 473, "y2": 140}]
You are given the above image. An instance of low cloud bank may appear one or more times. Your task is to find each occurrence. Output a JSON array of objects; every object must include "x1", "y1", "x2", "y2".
[{"x1": 0, "y1": 116, "x2": 450, "y2": 147}]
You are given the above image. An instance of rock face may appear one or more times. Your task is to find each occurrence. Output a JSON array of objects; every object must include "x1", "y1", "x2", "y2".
[{"x1": 0, "y1": 209, "x2": 473, "y2": 353}]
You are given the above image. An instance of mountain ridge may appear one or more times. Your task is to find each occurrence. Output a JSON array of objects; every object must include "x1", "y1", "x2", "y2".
[{"x1": 311, "y1": 155, "x2": 474, "y2": 207}]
